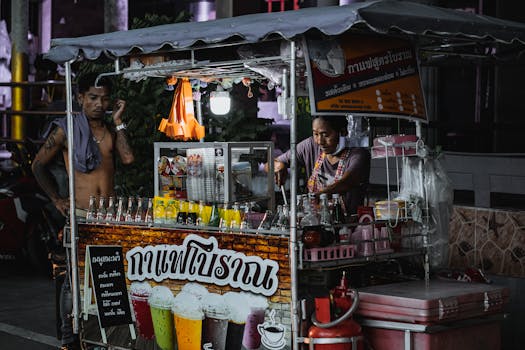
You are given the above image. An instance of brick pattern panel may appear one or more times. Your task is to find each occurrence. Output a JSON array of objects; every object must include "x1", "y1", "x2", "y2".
[{"x1": 77, "y1": 223, "x2": 293, "y2": 344}]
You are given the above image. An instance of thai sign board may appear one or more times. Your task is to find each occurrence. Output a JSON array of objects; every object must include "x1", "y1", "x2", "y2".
[
  {"x1": 304, "y1": 32, "x2": 428, "y2": 122},
  {"x1": 78, "y1": 225, "x2": 291, "y2": 350}
]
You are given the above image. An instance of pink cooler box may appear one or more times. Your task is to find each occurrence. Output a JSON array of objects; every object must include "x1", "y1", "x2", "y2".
[
  {"x1": 355, "y1": 280, "x2": 509, "y2": 350},
  {"x1": 371, "y1": 134, "x2": 418, "y2": 158}
]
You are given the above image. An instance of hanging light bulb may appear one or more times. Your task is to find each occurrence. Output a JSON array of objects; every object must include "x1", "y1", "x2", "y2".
[{"x1": 210, "y1": 85, "x2": 231, "y2": 115}]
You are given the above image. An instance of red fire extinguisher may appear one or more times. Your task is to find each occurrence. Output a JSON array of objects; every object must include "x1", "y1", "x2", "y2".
[{"x1": 306, "y1": 272, "x2": 363, "y2": 350}]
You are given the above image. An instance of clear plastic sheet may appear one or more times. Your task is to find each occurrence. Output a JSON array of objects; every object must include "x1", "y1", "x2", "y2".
[{"x1": 399, "y1": 152, "x2": 453, "y2": 269}]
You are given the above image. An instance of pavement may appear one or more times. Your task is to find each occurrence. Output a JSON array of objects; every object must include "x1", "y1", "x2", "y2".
[{"x1": 0, "y1": 261, "x2": 61, "y2": 350}]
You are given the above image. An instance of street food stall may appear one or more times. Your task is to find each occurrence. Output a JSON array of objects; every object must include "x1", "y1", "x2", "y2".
[{"x1": 45, "y1": 1, "x2": 525, "y2": 349}]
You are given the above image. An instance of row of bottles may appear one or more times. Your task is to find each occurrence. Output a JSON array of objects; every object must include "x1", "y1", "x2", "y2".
[
  {"x1": 86, "y1": 196, "x2": 153, "y2": 224},
  {"x1": 152, "y1": 197, "x2": 293, "y2": 234},
  {"x1": 297, "y1": 193, "x2": 347, "y2": 228},
  {"x1": 298, "y1": 193, "x2": 352, "y2": 248}
]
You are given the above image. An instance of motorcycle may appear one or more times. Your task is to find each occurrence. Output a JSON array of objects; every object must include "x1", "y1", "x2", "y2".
[{"x1": 0, "y1": 138, "x2": 64, "y2": 274}]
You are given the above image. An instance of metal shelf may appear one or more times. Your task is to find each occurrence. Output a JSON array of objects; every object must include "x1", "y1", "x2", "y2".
[{"x1": 299, "y1": 249, "x2": 425, "y2": 270}]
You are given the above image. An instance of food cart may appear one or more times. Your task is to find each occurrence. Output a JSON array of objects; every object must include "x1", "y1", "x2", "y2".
[{"x1": 45, "y1": 1, "x2": 525, "y2": 349}]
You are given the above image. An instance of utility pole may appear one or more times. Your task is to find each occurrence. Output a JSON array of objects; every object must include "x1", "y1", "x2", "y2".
[
  {"x1": 104, "y1": 0, "x2": 128, "y2": 33},
  {"x1": 10, "y1": 0, "x2": 28, "y2": 140}
]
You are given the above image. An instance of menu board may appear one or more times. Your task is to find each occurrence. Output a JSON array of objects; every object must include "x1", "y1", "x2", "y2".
[
  {"x1": 87, "y1": 245, "x2": 133, "y2": 328},
  {"x1": 304, "y1": 32, "x2": 427, "y2": 122}
]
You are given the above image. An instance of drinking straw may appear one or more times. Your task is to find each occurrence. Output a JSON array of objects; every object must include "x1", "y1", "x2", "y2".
[{"x1": 281, "y1": 185, "x2": 288, "y2": 206}]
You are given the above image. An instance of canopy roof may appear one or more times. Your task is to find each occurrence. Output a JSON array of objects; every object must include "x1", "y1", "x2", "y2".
[{"x1": 45, "y1": 0, "x2": 525, "y2": 64}]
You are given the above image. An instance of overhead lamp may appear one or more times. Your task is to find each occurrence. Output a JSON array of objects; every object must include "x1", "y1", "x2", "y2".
[{"x1": 210, "y1": 85, "x2": 231, "y2": 115}]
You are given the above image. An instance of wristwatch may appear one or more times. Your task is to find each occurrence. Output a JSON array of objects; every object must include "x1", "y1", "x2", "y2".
[{"x1": 115, "y1": 123, "x2": 127, "y2": 131}]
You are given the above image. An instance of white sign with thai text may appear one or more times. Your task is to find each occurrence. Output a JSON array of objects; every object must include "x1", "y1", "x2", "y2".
[{"x1": 126, "y1": 234, "x2": 280, "y2": 296}]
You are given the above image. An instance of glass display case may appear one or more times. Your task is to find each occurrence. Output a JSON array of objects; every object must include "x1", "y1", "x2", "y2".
[{"x1": 153, "y1": 142, "x2": 275, "y2": 209}]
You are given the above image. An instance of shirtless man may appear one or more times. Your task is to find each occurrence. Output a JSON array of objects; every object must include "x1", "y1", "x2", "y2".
[
  {"x1": 31, "y1": 72, "x2": 134, "y2": 350},
  {"x1": 32, "y1": 72, "x2": 134, "y2": 215}
]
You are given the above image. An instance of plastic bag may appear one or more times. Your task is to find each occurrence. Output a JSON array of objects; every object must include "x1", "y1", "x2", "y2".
[
  {"x1": 424, "y1": 154, "x2": 453, "y2": 269},
  {"x1": 399, "y1": 152, "x2": 453, "y2": 269}
]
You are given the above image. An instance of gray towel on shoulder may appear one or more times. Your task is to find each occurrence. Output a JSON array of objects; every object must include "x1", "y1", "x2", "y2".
[{"x1": 44, "y1": 113, "x2": 102, "y2": 173}]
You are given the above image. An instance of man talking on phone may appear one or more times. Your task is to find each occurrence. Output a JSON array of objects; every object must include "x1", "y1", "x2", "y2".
[{"x1": 32, "y1": 72, "x2": 134, "y2": 349}]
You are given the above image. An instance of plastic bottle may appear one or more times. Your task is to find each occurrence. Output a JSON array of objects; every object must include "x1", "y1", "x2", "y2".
[
  {"x1": 96, "y1": 196, "x2": 107, "y2": 222},
  {"x1": 134, "y1": 197, "x2": 144, "y2": 223},
  {"x1": 308, "y1": 192, "x2": 318, "y2": 213},
  {"x1": 301, "y1": 197, "x2": 319, "y2": 227},
  {"x1": 279, "y1": 204, "x2": 290, "y2": 231},
  {"x1": 208, "y1": 202, "x2": 221, "y2": 227},
  {"x1": 219, "y1": 202, "x2": 230, "y2": 231},
  {"x1": 331, "y1": 193, "x2": 345, "y2": 225},
  {"x1": 165, "y1": 200, "x2": 177, "y2": 225},
  {"x1": 86, "y1": 195, "x2": 96, "y2": 222},
  {"x1": 257, "y1": 210, "x2": 274, "y2": 232},
  {"x1": 216, "y1": 165, "x2": 225, "y2": 203},
  {"x1": 144, "y1": 198, "x2": 153, "y2": 223},
  {"x1": 270, "y1": 205, "x2": 283, "y2": 230},
  {"x1": 116, "y1": 196, "x2": 125, "y2": 222},
  {"x1": 319, "y1": 193, "x2": 332, "y2": 227},
  {"x1": 125, "y1": 197, "x2": 134, "y2": 222},
  {"x1": 186, "y1": 200, "x2": 197, "y2": 225},
  {"x1": 153, "y1": 199, "x2": 166, "y2": 224},
  {"x1": 196, "y1": 200, "x2": 207, "y2": 226},
  {"x1": 240, "y1": 202, "x2": 252, "y2": 232},
  {"x1": 319, "y1": 193, "x2": 336, "y2": 244},
  {"x1": 176, "y1": 200, "x2": 188, "y2": 225},
  {"x1": 230, "y1": 202, "x2": 242, "y2": 230},
  {"x1": 105, "y1": 196, "x2": 116, "y2": 222},
  {"x1": 296, "y1": 194, "x2": 305, "y2": 227}
]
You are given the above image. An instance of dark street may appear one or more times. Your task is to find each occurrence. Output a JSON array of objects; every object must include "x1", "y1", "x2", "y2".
[{"x1": 0, "y1": 261, "x2": 61, "y2": 350}]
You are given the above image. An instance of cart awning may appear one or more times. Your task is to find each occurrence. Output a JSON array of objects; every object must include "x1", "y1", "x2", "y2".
[{"x1": 45, "y1": 0, "x2": 525, "y2": 64}]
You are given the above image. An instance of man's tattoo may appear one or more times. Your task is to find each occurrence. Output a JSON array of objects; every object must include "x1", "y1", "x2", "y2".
[
  {"x1": 116, "y1": 131, "x2": 133, "y2": 157},
  {"x1": 44, "y1": 128, "x2": 58, "y2": 150}
]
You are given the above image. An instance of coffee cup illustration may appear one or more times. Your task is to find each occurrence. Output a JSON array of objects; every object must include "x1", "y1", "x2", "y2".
[{"x1": 257, "y1": 309, "x2": 286, "y2": 349}]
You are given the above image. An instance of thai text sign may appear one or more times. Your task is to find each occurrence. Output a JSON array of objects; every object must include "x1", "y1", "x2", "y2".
[
  {"x1": 305, "y1": 33, "x2": 427, "y2": 121},
  {"x1": 87, "y1": 245, "x2": 133, "y2": 328},
  {"x1": 126, "y1": 234, "x2": 280, "y2": 296}
]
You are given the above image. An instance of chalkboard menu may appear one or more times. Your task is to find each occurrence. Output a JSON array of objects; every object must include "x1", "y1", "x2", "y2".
[{"x1": 87, "y1": 245, "x2": 133, "y2": 328}]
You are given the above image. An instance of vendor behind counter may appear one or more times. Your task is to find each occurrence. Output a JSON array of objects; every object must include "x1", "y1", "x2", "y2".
[{"x1": 273, "y1": 115, "x2": 370, "y2": 215}]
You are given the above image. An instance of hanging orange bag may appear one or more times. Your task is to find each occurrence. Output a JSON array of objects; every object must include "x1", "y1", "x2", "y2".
[{"x1": 158, "y1": 78, "x2": 205, "y2": 140}]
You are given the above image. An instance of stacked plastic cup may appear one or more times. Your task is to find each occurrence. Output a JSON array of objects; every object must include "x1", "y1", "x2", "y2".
[
  {"x1": 129, "y1": 282, "x2": 154, "y2": 340},
  {"x1": 172, "y1": 292, "x2": 204, "y2": 350},
  {"x1": 241, "y1": 293, "x2": 269, "y2": 350},
  {"x1": 202, "y1": 293, "x2": 230, "y2": 350},
  {"x1": 148, "y1": 286, "x2": 175, "y2": 350},
  {"x1": 224, "y1": 292, "x2": 251, "y2": 350}
]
